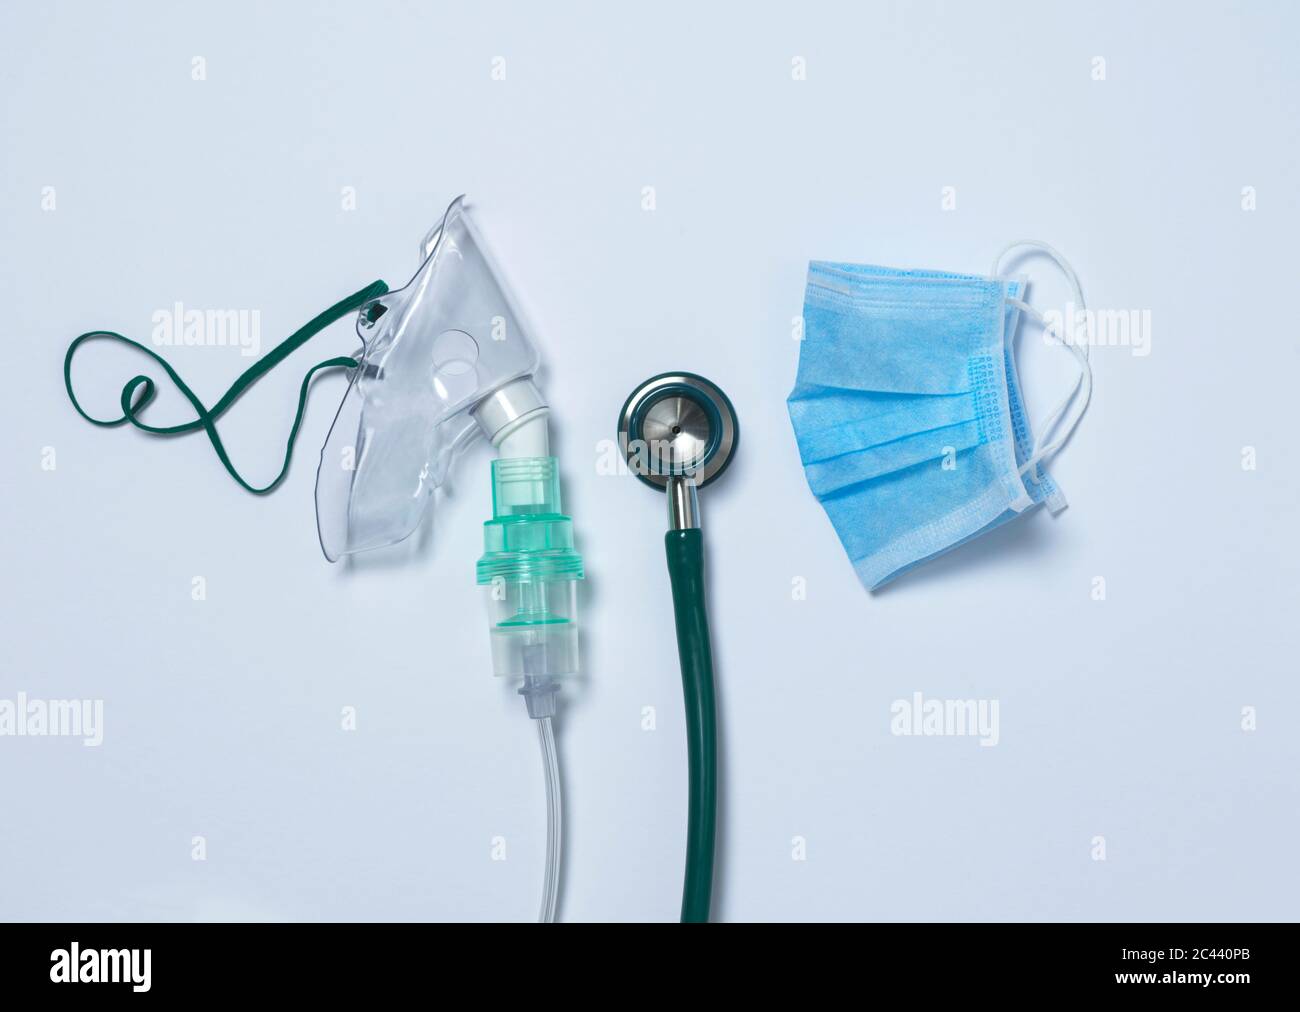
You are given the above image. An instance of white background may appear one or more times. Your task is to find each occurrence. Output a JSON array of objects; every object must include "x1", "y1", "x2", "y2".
[{"x1": 2, "y1": 0, "x2": 1297, "y2": 921}]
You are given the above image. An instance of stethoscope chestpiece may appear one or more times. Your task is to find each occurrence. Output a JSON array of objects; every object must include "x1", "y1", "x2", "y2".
[{"x1": 617, "y1": 372, "x2": 739, "y2": 492}]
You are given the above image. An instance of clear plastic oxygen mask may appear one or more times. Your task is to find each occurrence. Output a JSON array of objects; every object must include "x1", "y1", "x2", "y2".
[
  {"x1": 315, "y1": 195, "x2": 547, "y2": 560},
  {"x1": 63, "y1": 194, "x2": 582, "y2": 923}
]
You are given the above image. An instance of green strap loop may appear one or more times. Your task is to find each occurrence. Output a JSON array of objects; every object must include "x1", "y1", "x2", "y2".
[{"x1": 64, "y1": 280, "x2": 389, "y2": 494}]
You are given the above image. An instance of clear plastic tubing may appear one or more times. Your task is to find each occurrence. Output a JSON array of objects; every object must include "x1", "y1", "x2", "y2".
[{"x1": 537, "y1": 716, "x2": 562, "y2": 924}]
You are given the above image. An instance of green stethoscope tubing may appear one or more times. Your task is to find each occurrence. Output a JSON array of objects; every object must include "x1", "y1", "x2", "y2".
[{"x1": 665, "y1": 526, "x2": 718, "y2": 923}]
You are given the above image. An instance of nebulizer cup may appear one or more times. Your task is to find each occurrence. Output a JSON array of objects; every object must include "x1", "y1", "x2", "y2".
[{"x1": 477, "y1": 456, "x2": 584, "y2": 717}]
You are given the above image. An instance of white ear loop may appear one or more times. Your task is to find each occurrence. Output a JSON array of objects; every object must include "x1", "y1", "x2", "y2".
[{"x1": 992, "y1": 240, "x2": 1093, "y2": 483}]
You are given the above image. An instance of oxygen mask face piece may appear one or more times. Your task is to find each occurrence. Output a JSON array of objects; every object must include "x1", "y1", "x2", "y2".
[{"x1": 315, "y1": 196, "x2": 545, "y2": 561}]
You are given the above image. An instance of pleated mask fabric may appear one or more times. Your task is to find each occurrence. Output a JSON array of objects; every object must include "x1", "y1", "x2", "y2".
[{"x1": 788, "y1": 252, "x2": 1087, "y2": 591}]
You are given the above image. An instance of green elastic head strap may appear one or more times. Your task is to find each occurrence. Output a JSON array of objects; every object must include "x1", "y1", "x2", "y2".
[{"x1": 64, "y1": 280, "x2": 388, "y2": 494}]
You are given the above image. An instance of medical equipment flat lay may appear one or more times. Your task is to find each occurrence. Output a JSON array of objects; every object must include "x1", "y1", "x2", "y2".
[{"x1": 62, "y1": 191, "x2": 1094, "y2": 924}]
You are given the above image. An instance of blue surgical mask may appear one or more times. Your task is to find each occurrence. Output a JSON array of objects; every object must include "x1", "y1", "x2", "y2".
[{"x1": 787, "y1": 242, "x2": 1092, "y2": 590}]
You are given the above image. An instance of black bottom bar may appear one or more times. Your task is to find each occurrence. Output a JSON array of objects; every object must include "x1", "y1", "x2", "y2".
[{"x1": 0, "y1": 922, "x2": 1272, "y2": 996}]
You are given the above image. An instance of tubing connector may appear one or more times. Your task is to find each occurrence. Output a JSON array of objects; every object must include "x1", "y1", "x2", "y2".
[
  {"x1": 473, "y1": 378, "x2": 549, "y2": 456},
  {"x1": 519, "y1": 674, "x2": 560, "y2": 719}
]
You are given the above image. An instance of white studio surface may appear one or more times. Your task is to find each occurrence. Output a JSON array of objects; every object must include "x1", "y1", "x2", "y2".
[{"x1": 1, "y1": 0, "x2": 1296, "y2": 922}]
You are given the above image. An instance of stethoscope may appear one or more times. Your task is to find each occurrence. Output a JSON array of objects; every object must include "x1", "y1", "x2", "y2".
[{"x1": 618, "y1": 372, "x2": 739, "y2": 923}]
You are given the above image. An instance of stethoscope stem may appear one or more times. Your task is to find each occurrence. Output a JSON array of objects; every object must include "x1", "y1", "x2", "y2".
[{"x1": 666, "y1": 475, "x2": 700, "y2": 530}]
